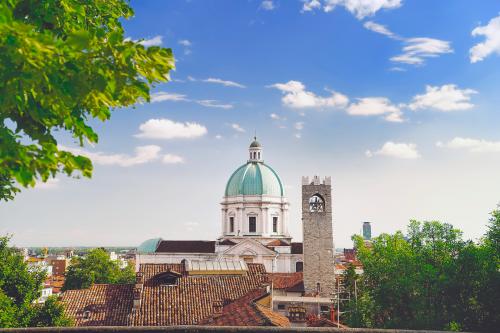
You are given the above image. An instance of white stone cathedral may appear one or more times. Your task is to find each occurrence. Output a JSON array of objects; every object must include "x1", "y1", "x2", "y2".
[{"x1": 136, "y1": 138, "x2": 304, "y2": 273}]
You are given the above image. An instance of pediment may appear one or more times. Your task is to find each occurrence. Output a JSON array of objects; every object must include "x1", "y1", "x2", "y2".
[{"x1": 222, "y1": 239, "x2": 277, "y2": 256}]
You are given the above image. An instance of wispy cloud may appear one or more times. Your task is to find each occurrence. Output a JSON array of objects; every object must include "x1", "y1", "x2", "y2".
[
  {"x1": 364, "y1": 22, "x2": 452, "y2": 67},
  {"x1": 408, "y1": 84, "x2": 477, "y2": 112},
  {"x1": 196, "y1": 100, "x2": 234, "y2": 109},
  {"x1": 150, "y1": 91, "x2": 232, "y2": 109},
  {"x1": 260, "y1": 0, "x2": 275, "y2": 11},
  {"x1": 364, "y1": 21, "x2": 399, "y2": 39},
  {"x1": 391, "y1": 38, "x2": 453, "y2": 66},
  {"x1": 150, "y1": 92, "x2": 188, "y2": 103},
  {"x1": 437, "y1": 137, "x2": 500, "y2": 153},
  {"x1": 136, "y1": 119, "x2": 208, "y2": 140},
  {"x1": 203, "y1": 78, "x2": 246, "y2": 88},
  {"x1": 139, "y1": 35, "x2": 163, "y2": 47},
  {"x1": 366, "y1": 142, "x2": 421, "y2": 159},
  {"x1": 230, "y1": 123, "x2": 245, "y2": 133},
  {"x1": 470, "y1": 14, "x2": 500, "y2": 63},
  {"x1": 178, "y1": 39, "x2": 192, "y2": 55},
  {"x1": 162, "y1": 154, "x2": 185, "y2": 164},
  {"x1": 302, "y1": 0, "x2": 402, "y2": 20},
  {"x1": 60, "y1": 145, "x2": 162, "y2": 167}
]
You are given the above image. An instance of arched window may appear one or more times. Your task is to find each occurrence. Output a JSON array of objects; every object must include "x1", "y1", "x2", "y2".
[
  {"x1": 316, "y1": 282, "x2": 321, "y2": 293},
  {"x1": 272, "y1": 216, "x2": 278, "y2": 233},
  {"x1": 309, "y1": 194, "x2": 325, "y2": 212},
  {"x1": 258, "y1": 152, "x2": 261, "y2": 159},
  {"x1": 229, "y1": 216, "x2": 234, "y2": 233},
  {"x1": 295, "y1": 261, "x2": 303, "y2": 272}
]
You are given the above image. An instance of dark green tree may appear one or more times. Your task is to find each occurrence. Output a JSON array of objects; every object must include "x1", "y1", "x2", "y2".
[
  {"x1": 345, "y1": 211, "x2": 499, "y2": 332},
  {"x1": 0, "y1": 0, "x2": 174, "y2": 201},
  {"x1": 63, "y1": 248, "x2": 135, "y2": 291},
  {"x1": 0, "y1": 236, "x2": 72, "y2": 328}
]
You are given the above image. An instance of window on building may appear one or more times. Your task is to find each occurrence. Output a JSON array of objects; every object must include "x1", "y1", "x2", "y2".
[
  {"x1": 316, "y1": 282, "x2": 321, "y2": 293},
  {"x1": 320, "y1": 305, "x2": 330, "y2": 312},
  {"x1": 258, "y1": 152, "x2": 261, "y2": 159},
  {"x1": 295, "y1": 261, "x2": 303, "y2": 272},
  {"x1": 248, "y1": 216, "x2": 256, "y2": 233},
  {"x1": 277, "y1": 304, "x2": 285, "y2": 310},
  {"x1": 273, "y1": 216, "x2": 278, "y2": 233},
  {"x1": 229, "y1": 217, "x2": 234, "y2": 233},
  {"x1": 83, "y1": 311, "x2": 91, "y2": 320}
]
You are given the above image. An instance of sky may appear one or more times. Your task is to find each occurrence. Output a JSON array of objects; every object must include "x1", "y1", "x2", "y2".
[{"x1": 2, "y1": 0, "x2": 500, "y2": 248}]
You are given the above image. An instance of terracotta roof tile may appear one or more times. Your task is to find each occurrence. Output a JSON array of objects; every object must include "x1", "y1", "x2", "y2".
[
  {"x1": 270, "y1": 272, "x2": 303, "y2": 290},
  {"x1": 61, "y1": 284, "x2": 134, "y2": 326},
  {"x1": 62, "y1": 263, "x2": 275, "y2": 327},
  {"x1": 201, "y1": 288, "x2": 290, "y2": 327}
]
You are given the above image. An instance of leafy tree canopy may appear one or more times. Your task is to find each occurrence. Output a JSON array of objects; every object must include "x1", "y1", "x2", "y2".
[
  {"x1": 0, "y1": 0, "x2": 174, "y2": 201},
  {"x1": 0, "y1": 236, "x2": 72, "y2": 328},
  {"x1": 344, "y1": 210, "x2": 500, "y2": 332},
  {"x1": 63, "y1": 248, "x2": 135, "y2": 291}
]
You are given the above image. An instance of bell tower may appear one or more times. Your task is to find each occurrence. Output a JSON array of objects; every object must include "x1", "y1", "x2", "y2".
[{"x1": 301, "y1": 176, "x2": 335, "y2": 297}]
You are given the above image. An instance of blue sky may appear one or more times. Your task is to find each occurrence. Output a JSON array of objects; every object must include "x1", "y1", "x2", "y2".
[{"x1": 2, "y1": 0, "x2": 500, "y2": 248}]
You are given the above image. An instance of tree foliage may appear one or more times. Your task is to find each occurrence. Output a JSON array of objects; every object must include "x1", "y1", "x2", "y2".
[
  {"x1": 0, "y1": 0, "x2": 174, "y2": 201},
  {"x1": 344, "y1": 210, "x2": 500, "y2": 332},
  {"x1": 0, "y1": 236, "x2": 72, "y2": 328},
  {"x1": 63, "y1": 248, "x2": 135, "y2": 291}
]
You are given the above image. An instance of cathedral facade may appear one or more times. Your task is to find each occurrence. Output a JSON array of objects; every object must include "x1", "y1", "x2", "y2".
[{"x1": 136, "y1": 138, "x2": 333, "y2": 276}]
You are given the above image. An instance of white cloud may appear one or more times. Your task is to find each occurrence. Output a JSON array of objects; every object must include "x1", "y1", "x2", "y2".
[
  {"x1": 196, "y1": 100, "x2": 233, "y2": 109},
  {"x1": 364, "y1": 21, "x2": 399, "y2": 39},
  {"x1": 36, "y1": 178, "x2": 60, "y2": 190},
  {"x1": 178, "y1": 39, "x2": 192, "y2": 55},
  {"x1": 139, "y1": 35, "x2": 163, "y2": 47},
  {"x1": 295, "y1": 122, "x2": 305, "y2": 130},
  {"x1": 215, "y1": 134, "x2": 223, "y2": 139},
  {"x1": 470, "y1": 14, "x2": 500, "y2": 63},
  {"x1": 391, "y1": 37, "x2": 453, "y2": 66},
  {"x1": 231, "y1": 123, "x2": 245, "y2": 133},
  {"x1": 303, "y1": 0, "x2": 402, "y2": 19},
  {"x1": 408, "y1": 84, "x2": 477, "y2": 112},
  {"x1": 269, "y1": 80, "x2": 349, "y2": 109},
  {"x1": 61, "y1": 145, "x2": 162, "y2": 167},
  {"x1": 162, "y1": 154, "x2": 185, "y2": 164},
  {"x1": 347, "y1": 97, "x2": 403, "y2": 122},
  {"x1": 366, "y1": 141, "x2": 421, "y2": 159},
  {"x1": 437, "y1": 137, "x2": 500, "y2": 153},
  {"x1": 202, "y1": 77, "x2": 246, "y2": 88},
  {"x1": 270, "y1": 113, "x2": 281, "y2": 120},
  {"x1": 150, "y1": 92, "x2": 188, "y2": 103},
  {"x1": 295, "y1": 133, "x2": 302, "y2": 139},
  {"x1": 178, "y1": 39, "x2": 192, "y2": 47},
  {"x1": 260, "y1": 0, "x2": 275, "y2": 10},
  {"x1": 303, "y1": 0, "x2": 321, "y2": 12},
  {"x1": 136, "y1": 119, "x2": 208, "y2": 140}
]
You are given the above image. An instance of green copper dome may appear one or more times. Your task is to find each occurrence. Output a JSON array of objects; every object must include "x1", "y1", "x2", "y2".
[{"x1": 225, "y1": 162, "x2": 284, "y2": 197}]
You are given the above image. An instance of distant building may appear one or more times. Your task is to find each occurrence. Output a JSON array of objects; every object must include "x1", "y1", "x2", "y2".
[
  {"x1": 363, "y1": 221, "x2": 372, "y2": 240},
  {"x1": 136, "y1": 138, "x2": 304, "y2": 273}
]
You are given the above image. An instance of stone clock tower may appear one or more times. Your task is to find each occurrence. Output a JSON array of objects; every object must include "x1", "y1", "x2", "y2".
[{"x1": 302, "y1": 176, "x2": 335, "y2": 297}]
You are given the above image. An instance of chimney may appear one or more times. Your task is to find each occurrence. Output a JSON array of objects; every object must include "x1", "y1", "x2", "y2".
[
  {"x1": 133, "y1": 272, "x2": 144, "y2": 309},
  {"x1": 212, "y1": 300, "x2": 224, "y2": 315}
]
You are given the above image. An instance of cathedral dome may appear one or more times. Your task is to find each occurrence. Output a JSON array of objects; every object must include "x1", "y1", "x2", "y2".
[{"x1": 225, "y1": 162, "x2": 284, "y2": 197}]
